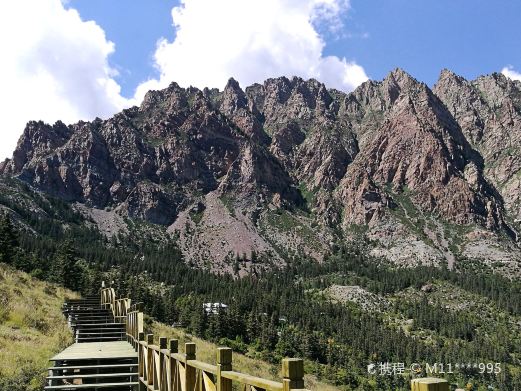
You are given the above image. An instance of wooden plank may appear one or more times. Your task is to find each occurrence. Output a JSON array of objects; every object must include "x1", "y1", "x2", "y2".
[
  {"x1": 44, "y1": 382, "x2": 138, "y2": 390},
  {"x1": 221, "y1": 371, "x2": 283, "y2": 391},
  {"x1": 203, "y1": 371, "x2": 216, "y2": 391},
  {"x1": 76, "y1": 331, "x2": 126, "y2": 335},
  {"x1": 187, "y1": 359, "x2": 217, "y2": 374},
  {"x1": 49, "y1": 363, "x2": 137, "y2": 370},
  {"x1": 47, "y1": 372, "x2": 138, "y2": 379},
  {"x1": 71, "y1": 323, "x2": 125, "y2": 326},
  {"x1": 51, "y1": 342, "x2": 137, "y2": 361}
]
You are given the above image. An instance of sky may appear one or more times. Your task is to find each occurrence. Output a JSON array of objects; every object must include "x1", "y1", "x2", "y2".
[{"x1": 0, "y1": 0, "x2": 520, "y2": 160}]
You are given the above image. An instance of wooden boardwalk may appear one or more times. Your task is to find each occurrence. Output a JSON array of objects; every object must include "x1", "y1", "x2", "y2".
[
  {"x1": 45, "y1": 296, "x2": 138, "y2": 390},
  {"x1": 44, "y1": 283, "x2": 448, "y2": 391}
]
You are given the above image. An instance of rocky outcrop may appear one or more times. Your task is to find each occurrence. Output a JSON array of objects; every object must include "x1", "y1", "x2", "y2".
[
  {"x1": 434, "y1": 70, "x2": 521, "y2": 222},
  {"x1": 336, "y1": 70, "x2": 504, "y2": 230},
  {"x1": 3, "y1": 68, "x2": 520, "y2": 268}
]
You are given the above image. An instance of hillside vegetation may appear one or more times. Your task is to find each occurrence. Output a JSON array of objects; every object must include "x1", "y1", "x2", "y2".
[
  {"x1": 149, "y1": 321, "x2": 341, "y2": 391},
  {"x1": 1, "y1": 192, "x2": 521, "y2": 389},
  {"x1": 0, "y1": 263, "x2": 77, "y2": 391}
]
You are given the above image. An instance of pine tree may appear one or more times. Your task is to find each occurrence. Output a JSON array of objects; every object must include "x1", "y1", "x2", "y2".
[
  {"x1": 0, "y1": 213, "x2": 19, "y2": 264},
  {"x1": 50, "y1": 240, "x2": 81, "y2": 290}
]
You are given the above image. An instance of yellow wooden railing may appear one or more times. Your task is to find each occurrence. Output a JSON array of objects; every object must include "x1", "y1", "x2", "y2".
[{"x1": 101, "y1": 283, "x2": 310, "y2": 391}]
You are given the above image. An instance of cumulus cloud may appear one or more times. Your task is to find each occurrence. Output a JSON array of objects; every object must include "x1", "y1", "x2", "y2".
[
  {"x1": 135, "y1": 0, "x2": 368, "y2": 102},
  {"x1": 0, "y1": 0, "x2": 368, "y2": 160},
  {"x1": 0, "y1": 0, "x2": 131, "y2": 159},
  {"x1": 502, "y1": 65, "x2": 521, "y2": 81}
]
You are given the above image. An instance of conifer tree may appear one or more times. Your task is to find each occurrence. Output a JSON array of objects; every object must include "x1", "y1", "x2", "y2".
[
  {"x1": 0, "y1": 213, "x2": 19, "y2": 264},
  {"x1": 50, "y1": 239, "x2": 81, "y2": 289}
]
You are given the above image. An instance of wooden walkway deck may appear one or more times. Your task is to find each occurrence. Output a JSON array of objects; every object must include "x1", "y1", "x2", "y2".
[
  {"x1": 45, "y1": 296, "x2": 138, "y2": 390},
  {"x1": 51, "y1": 341, "x2": 137, "y2": 361}
]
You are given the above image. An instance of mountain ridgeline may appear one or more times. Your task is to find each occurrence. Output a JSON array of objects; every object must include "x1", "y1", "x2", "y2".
[{"x1": 1, "y1": 68, "x2": 521, "y2": 273}]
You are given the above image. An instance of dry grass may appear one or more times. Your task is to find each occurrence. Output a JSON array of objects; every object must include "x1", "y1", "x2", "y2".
[
  {"x1": 150, "y1": 321, "x2": 340, "y2": 391},
  {"x1": 0, "y1": 263, "x2": 78, "y2": 390}
]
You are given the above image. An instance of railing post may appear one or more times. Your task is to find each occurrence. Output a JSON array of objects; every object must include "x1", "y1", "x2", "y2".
[
  {"x1": 411, "y1": 378, "x2": 449, "y2": 391},
  {"x1": 137, "y1": 312, "x2": 143, "y2": 337},
  {"x1": 170, "y1": 340, "x2": 178, "y2": 390},
  {"x1": 137, "y1": 332, "x2": 146, "y2": 391},
  {"x1": 170, "y1": 339, "x2": 178, "y2": 353},
  {"x1": 159, "y1": 337, "x2": 167, "y2": 390},
  {"x1": 184, "y1": 342, "x2": 196, "y2": 391},
  {"x1": 126, "y1": 311, "x2": 131, "y2": 343},
  {"x1": 282, "y1": 358, "x2": 304, "y2": 391},
  {"x1": 216, "y1": 347, "x2": 232, "y2": 391},
  {"x1": 146, "y1": 334, "x2": 154, "y2": 388}
]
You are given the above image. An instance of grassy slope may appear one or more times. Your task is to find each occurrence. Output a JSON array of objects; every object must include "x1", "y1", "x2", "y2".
[
  {"x1": 0, "y1": 263, "x2": 78, "y2": 391},
  {"x1": 150, "y1": 322, "x2": 341, "y2": 391}
]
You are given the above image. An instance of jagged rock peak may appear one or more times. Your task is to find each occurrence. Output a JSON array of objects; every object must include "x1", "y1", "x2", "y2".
[
  {"x1": 221, "y1": 77, "x2": 248, "y2": 112},
  {"x1": 385, "y1": 67, "x2": 420, "y2": 87},
  {"x1": 436, "y1": 68, "x2": 468, "y2": 85},
  {"x1": 224, "y1": 77, "x2": 243, "y2": 92}
]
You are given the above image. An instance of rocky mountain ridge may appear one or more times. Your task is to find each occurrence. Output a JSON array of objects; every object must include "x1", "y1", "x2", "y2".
[{"x1": 1, "y1": 68, "x2": 520, "y2": 273}]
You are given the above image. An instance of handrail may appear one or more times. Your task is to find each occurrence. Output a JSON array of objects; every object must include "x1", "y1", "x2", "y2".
[{"x1": 101, "y1": 281, "x2": 311, "y2": 391}]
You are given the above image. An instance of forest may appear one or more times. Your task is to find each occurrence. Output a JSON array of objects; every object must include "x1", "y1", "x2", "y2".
[{"x1": 1, "y1": 193, "x2": 521, "y2": 390}]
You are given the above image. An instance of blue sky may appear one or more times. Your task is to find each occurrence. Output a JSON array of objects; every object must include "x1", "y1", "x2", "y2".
[
  {"x1": 68, "y1": 0, "x2": 177, "y2": 98},
  {"x1": 1, "y1": 0, "x2": 520, "y2": 159},
  {"x1": 68, "y1": 0, "x2": 521, "y2": 98}
]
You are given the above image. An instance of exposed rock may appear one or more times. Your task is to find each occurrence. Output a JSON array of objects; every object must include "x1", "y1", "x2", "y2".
[
  {"x1": 421, "y1": 283, "x2": 435, "y2": 293},
  {"x1": 434, "y1": 69, "x2": 521, "y2": 223},
  {"x1": 325, "y1": 285, "x2": 389, "y2": 312},
  {"x1": 2, "y1": 68, "x2": 521, "y2": 269}
]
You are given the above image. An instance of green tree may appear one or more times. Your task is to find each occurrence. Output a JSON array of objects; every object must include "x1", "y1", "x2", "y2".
[
  {"x1": 50, "y1": 240, "x2": 81, "y2": 290},
  {"x1": 0, "y1": 213, "x2": 19, "y2": 264}
]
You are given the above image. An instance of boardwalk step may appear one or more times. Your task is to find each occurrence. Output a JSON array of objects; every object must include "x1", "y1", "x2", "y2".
[
  {"x1": 76, "y1": 337, "x2": 125, "y2": 341},
  {"x1": 76, "y1": 334, "x2": 125, "y2": 339},
  {"x1": 75, "y1": 329, "x2": 125, "y2": 333},
  {"x1": 44, "y1": 382, "x2": 138, "y2": 390},
  {"x1": 47, "y1": 372, "x2": 138, "y2": 380},
  {"x1": 49, "y1": 364, "x2": 137, "y2": 371},
  {"x1": 76, "y1": 334, "x2": 126, "y2": 338},
  {"x1": 76, "y1": 332, "x2": 125, "y2": 336},
  {"x1": 70, "y1": 321, "x2": 116, "y2": 324},
  {"x1": 74, "y1": 325, "x2": 124, "y2": 327},
  {"x1": 76, "y1": 329, "x2": 125, "y2": 332}
]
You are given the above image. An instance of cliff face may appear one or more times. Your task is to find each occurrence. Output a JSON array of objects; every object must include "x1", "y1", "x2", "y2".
[
  {"x1": 2, "y1": 69, "x2": 521, "y2": 272},
  {"x1": 434, "y1": 70, "x2": 521, "y2": 223}
]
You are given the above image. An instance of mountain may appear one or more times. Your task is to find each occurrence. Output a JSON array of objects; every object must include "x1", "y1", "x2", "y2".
[{"x1": 1, "y1": 68, "x2": 520, "y2": 275}]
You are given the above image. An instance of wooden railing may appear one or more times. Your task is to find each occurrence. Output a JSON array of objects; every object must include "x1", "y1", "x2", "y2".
[
  {"x1": 100, "y1": 282, "x2": 130, "y2": 323},
  {"x1": 101, "y1": 283, "x2": 450, "y2": 391},
  {"x1": 101, "y1": 283, "x2": 310, "y2": 391}
]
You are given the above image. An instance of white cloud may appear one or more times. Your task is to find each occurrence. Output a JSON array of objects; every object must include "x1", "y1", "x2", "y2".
[
  {"x1": 0, "y1": 0, "x2": 131, "y2": 160},
  {"x1": 0, "y1": 0, "x2": 369, "y2": 160},
  {"x1": 501, "y1": 65, "x2": 521, "y2": 81},
  {"x1": 135, "y1": 0, "x2": 368, "y2": 102}
]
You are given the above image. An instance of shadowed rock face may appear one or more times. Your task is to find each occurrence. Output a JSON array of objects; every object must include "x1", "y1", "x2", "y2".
[
  {"x1": 2, "y1": 69, "x2": 520, "y2": 252},
  {"x1": 434, "y1": 70, "x2": 521, "y2": 222}
]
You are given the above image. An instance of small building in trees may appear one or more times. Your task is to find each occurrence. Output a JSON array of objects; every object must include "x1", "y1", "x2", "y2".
[{"x1": 203, "y1": 302, "x2": 228, "y2": 315}]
